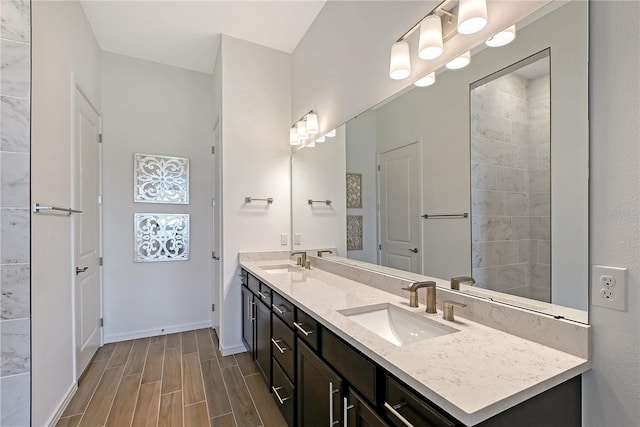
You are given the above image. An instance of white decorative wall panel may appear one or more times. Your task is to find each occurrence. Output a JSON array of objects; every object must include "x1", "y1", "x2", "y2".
[
  {"x1": 134, "y1": 213, "x2": 190, "y2": 262},
  {"x1": 134, "y1": 153, "x2": 189, "y2": 204}
]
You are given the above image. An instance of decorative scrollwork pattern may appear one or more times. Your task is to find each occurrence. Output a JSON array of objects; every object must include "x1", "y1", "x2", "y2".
[
  {"x1": 134, "y1": 154, "x2": 189, "y2": 204},
  {"x1": 346, "y1": 173, "x2": 362, "y2": 208},
  {"x1": 347, "y1": 215, "x2": 363, "y2": 251},
  {"x1": 135, "y1": 213, "x2": 190, "y2": 262}
]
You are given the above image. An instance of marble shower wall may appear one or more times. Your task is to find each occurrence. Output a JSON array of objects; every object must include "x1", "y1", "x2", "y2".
[
  {"x1": 471, "y1": 69, "x2": 551, "y2": 302},
  {"x1": 0, "y1": 0, "x2": 31, "y2": 425}
]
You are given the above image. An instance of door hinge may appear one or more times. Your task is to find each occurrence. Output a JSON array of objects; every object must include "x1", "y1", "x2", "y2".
[
  {"x1": 98, "y1": 257, "x2": 103, "y2": 266},
  {"x1": 98, "y1": 195, "x2": 103, "y2": 205},
  {"x1": 379, "y1": 244, "x2": 382, "y2": 250},
  {"x1": 98, "y1": 134, "x2": 103, "y2": 143},
  {"x1": 99, "y1": 318, "x2": 104, "y2": 327},
  {"x1": 377, "y1": 165, "x2": 381, "y2": 171},
  {"x1": 211, "y1": 304, "x2": 215, "y2": 312},
  {"x1": 211, "y1": 146, "x2": 215, "y2": 154}
]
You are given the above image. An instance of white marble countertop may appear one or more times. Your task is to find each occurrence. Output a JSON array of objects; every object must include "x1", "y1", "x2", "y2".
[{"x1": 240, "y1": 258, "x2": 590, "y2": 426}]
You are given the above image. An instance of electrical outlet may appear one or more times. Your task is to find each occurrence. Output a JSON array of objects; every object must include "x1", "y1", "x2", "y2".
[
  {"x1": 592, "y1": 265, "x2": 627, "y2": 311},
  {"x1": 280, "y1": 234, "x2": 288, "y2": 246},
  {"x1": 294, "y1": 233, "x2": 302, "y2": 245}
]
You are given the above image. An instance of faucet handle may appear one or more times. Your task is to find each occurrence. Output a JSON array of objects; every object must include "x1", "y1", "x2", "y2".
[
  {"x1": 442, "y1": 300, "x2": 467, "y2": 321},
  {"x1": 450, "y1": 276, "x2": 475, "y2": 290}
]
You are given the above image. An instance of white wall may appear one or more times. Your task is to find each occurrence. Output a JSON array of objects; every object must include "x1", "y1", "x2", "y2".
[
  {"x1": 31, "y1": 2, "x2": 102, "y2": 425},
  {"x1": 346, "y1": 111, "x2": 378, "y2": 263},
  {"x1": 292, "y1": 127, "x2": 346, "y2": 254},
  {"x1": 218, "y1": 35, "x2": 291, "y2": 354},
  {"x1": 584, "y1": 2, "x2": 640, "y2": 425},
  {"x1": 101, "y1": 53, "x2": 214, "y2": 342},
  {"x1": 292, "y1": 0, "x2": 640, "y2": 425}
]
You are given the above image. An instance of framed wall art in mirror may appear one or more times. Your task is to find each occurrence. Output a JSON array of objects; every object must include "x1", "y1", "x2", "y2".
[
  {"x1": 135, "y1": 213, "x2": 190, "y2": 262},
  {"x1": 347, "y1": 215, "x2": 364, "y2": 251},
  {"x1": 134, "y1": 153, "x2": 189, "y2": 204},
  {"x1": 346, "y1": 173, "x2": 363, "y2": 208}
]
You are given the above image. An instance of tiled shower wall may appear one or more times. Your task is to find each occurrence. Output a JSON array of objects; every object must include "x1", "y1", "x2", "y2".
[
  {"x1": 0, "y1": 0, "x2": 31, "y2": 425},
  {"x1": 471, "y1": 70, "x2": 550, "y2": 302}
]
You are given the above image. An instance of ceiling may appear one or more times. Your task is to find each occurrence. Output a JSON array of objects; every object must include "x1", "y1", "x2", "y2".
[{"x1": 80, "y1": 1, "x2": 326, "y2": 74}]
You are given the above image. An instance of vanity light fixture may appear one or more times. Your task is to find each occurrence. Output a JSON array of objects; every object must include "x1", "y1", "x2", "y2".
[
  {"x1": 389, "y1": 41, "x2": 411, "y2": 80},
  {"x1": 316, "y1": 135, "x2": 326, "y2": 143},
  {"x1": 457, "y1": 0, "x2": 487, "y2": 35},
  {"x1": 486, "y1": 25, "x2": 516, "y2": 47},
  {"x1": 290, "y1": 110, "x2": 321, "y2": 146},
  {"x1": 326, "y1": 129, "x2": 336, "y2": 137},
  {"x1": 290, "y1": 128, "x2": 301, "y2": 146},
  {"x1": 414, "y1": 71, "x2": 436, "y2": 87},
  {"x1": 418, "y1": 15, "x2": 444, "y2": 60},
  {"x1": 445, "y1": 51, "x2": 471, "y2": 69},
  {"x1": 306, "y1": 140, "x2": 316, "y2": 148}
]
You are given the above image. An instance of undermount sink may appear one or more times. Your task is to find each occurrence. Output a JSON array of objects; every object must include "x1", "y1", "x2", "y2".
[
  {"x1": 260, "y1": 264, "x2": 303, "y2": 274},
  {"x1": 339, "y1": 303, "x2": 457, "y2": 346}
]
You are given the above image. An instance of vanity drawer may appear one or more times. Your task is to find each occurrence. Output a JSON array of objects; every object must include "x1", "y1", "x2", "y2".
[
  {"x1": 272, "y1": 314, "x2": 295, "y2": 381},
  {"x1": 385, "y1": 376, "x2": 454, "y2": 427},
  {"x1": 294, "y1": 309, "x2": 319, "y2": 350},
  {"x1": 257, "y1": 282, "x2": 272, "y2": 306},
  {"x1": 322, "y1": 329, "x2": 377, "y2": 405},
  {"x1": 271, "y1": 358, "x2": 295, "y2": 427},
  {"x1": 247, "y1": 273, "x2": 260, "y2": 294},
  {"x1": 272, "y1": 291, "x2": 295, "y2": 327}
]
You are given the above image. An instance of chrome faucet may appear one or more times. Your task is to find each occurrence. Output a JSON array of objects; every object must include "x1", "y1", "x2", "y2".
[
  {"x1": 291, "y1": 251, "x2": 307, "y2": 266},
  {"x1": 317, "y1": 250, "x2": 333, "y2": 257},
  {"x1": 450, "y1": 276, "x2": 475, "y2": 290},
  {"x1": 402, "y1": 281, "x2": 437, "y2": 313}
]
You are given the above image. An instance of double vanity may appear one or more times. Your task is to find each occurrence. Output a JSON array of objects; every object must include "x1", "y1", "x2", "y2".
[{"x1": 239, "y1": 251, "x2": 590, "y2": 426}]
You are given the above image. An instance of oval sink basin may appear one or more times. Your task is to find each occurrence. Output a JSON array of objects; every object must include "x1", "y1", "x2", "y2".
[
  {"x1": 339, "y1": 303, "x2": 457, "y2": 346},
  {"x1": 260, "y1": 264, "x2": 303, "y2": 274}
]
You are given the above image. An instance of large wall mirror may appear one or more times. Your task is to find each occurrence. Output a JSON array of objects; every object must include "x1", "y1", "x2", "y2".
[{"x1": 292, "y1": 0, "x2": 588, "y2": 323}]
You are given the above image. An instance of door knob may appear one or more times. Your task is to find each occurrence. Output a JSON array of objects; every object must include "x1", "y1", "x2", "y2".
[
  {"x1": 408, "y1": 248, "x2": 419, "y2": 253},
  {"x1": 76, "y1": 266, "x2": 89, "y2": 275}
]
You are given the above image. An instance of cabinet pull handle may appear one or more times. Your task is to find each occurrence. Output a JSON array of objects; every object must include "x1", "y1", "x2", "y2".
[
  {"x1": 343, "y1": 397, "x2": 354, "y2": 427},
  {"x1": 247, "y1": 296, "x2": 254, "y2": 321},
  {"x1": 271, "y1": 386, "x2": 291, "y2": 404},
  {"x1": 329, "y1": 382, "x2": 340, "y2": 426},
  {"x1": 258, "y1": 291, "x2": 270, "y2": 300},
  {"x1": 272, "y1": 303, "x2": 288, "y2": 314},
  {"x1": 250, "y1": 300, "x2": 256, "y2": 322},
  {"x1": 384, "y1": 402, "x2": 414, "y2": 427},
  {"x1": 294, "y1": 322, "x2": 314, "y2": 336},
  {"x1": 271, "y1": 338, "x2": 288, "y2": 353}
]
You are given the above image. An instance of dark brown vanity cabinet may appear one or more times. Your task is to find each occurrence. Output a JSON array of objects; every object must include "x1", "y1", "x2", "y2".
[
  {"x1": 297, "y1": 340, "x2": 343, "y2": 427},
  {"x1": 239, "y1": 269, "x2": 581, "y2": 427}
]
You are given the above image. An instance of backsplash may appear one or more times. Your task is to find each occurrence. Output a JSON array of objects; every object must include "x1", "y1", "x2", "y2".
[{"x1": 0, "y1": 0, "x2": 31, "y2": 425}]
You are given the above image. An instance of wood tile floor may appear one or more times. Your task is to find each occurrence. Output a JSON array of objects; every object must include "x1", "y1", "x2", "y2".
[{"x1": 56, "y1": 328, "x2": 287, "y2": 427}]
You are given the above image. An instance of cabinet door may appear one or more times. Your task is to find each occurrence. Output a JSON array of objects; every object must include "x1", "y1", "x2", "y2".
[
  {"x1": 346, "y1": 389, "x2": 388, "y2": 427},
  {"x1": 241, "y1": 286, "x2": 255, "y2": 355},
  {"x1": 297, "y1": 340, "x2": 342, "y2": 427},
  {"x1": 255, "y1": 298, "x2": 272, "y2": 385}
]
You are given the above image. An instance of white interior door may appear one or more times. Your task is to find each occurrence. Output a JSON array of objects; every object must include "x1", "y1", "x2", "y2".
[
  {"x1": 73, "y1": 87, "x2": 102, "y2": 378},
  {"x1": 378, "y1": 142, "x2": 422, "y2": 273},
  {"x1": 212, "y1": 119, "x2": 221, "y2": 333}
]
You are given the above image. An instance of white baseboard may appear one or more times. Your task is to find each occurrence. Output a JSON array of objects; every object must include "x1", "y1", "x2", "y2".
[
  {"x1": 104, "y1": 321, "x2": 212, "y2": 343},
  {"x1": 220, "y1": 343, "x2": 248, "y2": 356},
  {"x1": 47, "y1": 381, "x2": 78, "y2": 427}
]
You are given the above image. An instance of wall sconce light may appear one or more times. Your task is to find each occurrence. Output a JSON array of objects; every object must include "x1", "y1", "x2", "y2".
[
  {"x1": 446, "y1": 51, "x2": 471, "y2": 69},
  {"x1": 306, "y1": 140, "x2": 316, "y2": 148},
  {"x1": 414, "y1": 71, "x2": 436, "y2": 87},
  {"x1": 457, "y1": 0, "x2": 487, "y2": 35},
  {"x1": 326, "y1": 129, "x2": 336, "y2": 137},
  {"x1": 486, "y1": 25, "x2": 516, "y2": 47},
  {"x1": 418, "y1": 15, "x2": 444, "y2": 60},
  {"x1": 306, "y1": 112, "x2": 319, "y2": 134},
  {"x1": 316, "y1": 135, "x2": 326, "y2": 143},
  {"x1": 296, "y1": 121, "x2": 308, "y2": 141}
]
